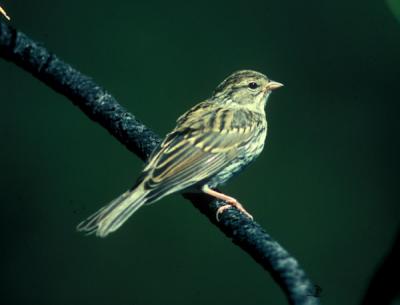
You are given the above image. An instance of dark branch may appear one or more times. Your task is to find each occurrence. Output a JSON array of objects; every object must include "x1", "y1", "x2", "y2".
[
  {"x1": 0, "y1": 20, "x2": 320, "y2": 305},
  {"x1": 360, "y1": 228, "x2": 400, "y2": 305}
]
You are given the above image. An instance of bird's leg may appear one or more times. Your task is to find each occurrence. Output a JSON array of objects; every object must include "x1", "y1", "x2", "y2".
[{"x1": 202, "y1": 185, "x2": 253, "y2": 221}]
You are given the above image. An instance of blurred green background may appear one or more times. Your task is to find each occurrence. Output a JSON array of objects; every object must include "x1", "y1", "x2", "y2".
[{"x1": 1, "y1": 0, "x2": 399, "y2": 304}]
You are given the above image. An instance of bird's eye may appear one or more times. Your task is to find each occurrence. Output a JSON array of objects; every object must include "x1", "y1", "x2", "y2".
[{"x1": 248, "y1": 82, "x2": 259, "y2": 90}]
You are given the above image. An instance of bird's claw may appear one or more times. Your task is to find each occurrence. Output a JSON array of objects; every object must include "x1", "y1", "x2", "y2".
[
  {"x1": 216, "y1": 204, "x2": 254, "y2": 221},
  {"x1": 216, "y1": 205, "x2": 232, "y2": 221}
]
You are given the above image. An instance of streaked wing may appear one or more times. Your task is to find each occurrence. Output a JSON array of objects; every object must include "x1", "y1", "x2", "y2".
[{"x1": 139, "y1": 103, "x2": 263, "y2": 202}]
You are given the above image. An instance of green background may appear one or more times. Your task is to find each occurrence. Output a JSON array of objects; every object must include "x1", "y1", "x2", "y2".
[{"x1": 1, "y1": 1, "x2": 399, "y2": 304}]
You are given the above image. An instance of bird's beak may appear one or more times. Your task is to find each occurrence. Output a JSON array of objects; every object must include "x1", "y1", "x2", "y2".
[{"x1": 266, "y1": 81, "x2": 284, "y2": 91}]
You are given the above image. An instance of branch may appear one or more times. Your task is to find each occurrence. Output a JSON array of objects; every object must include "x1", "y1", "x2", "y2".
[
  {"x1": 0, "y1": 20, "x2": 320, "y2": 305},
  {"x1": 360, "y1": 228, "x2": 400, "y2": 305}
]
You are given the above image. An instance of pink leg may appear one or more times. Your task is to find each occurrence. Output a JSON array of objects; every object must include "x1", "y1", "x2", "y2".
[{"x1": 202, "y1": 185, "x2": 253, "y2": 221}]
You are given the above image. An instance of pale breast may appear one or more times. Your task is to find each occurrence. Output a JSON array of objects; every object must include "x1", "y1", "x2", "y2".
[{"x1": 206, "y1": 123, "x2": 267, "y2": 188}]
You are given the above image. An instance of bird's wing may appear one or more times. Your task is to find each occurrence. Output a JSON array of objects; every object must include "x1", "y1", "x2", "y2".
[{"x1": 139, "y1": 103, "x2": 264, "y2": 202}]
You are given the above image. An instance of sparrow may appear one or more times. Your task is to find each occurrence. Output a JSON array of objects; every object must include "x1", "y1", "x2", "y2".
[{"x1": 77, "y1": 70, "x2": 283, "y2": 237}]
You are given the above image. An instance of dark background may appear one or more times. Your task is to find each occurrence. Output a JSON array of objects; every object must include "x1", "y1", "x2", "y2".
[{"x1": 1, "y1": 1, "x2": 399, "y2": 304}]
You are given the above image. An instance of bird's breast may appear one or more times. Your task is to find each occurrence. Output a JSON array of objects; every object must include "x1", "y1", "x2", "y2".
[{"x1": 206, "y1": 123, "x2": 267, "y2": 188}]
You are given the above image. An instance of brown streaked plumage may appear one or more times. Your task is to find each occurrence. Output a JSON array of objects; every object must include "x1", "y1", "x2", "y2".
[{"x1": 77, "y1": 70, "x2": 283, "y2": 237}]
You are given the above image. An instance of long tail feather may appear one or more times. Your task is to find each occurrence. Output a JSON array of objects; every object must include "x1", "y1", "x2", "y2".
[{"x1": 77, "y1": 184, "x2": 149, "y2": 237}]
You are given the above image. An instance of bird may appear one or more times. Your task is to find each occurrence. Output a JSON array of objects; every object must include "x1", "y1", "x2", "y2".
[{"x1": 77, "y1": 70, "x2": 283, "y2": 237}]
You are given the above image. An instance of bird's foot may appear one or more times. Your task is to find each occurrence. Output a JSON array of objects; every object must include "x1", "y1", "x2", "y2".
[
  {"x1": 201, "y1": 185, "x2": 253, "y2": 221},
  {"x1": 216, "y1": 199, "x2": 253, "y2": 221}
]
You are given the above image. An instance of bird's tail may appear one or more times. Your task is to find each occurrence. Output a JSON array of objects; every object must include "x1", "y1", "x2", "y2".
[{"x1": 77, "y1": 183, "x2": 149, "y2": 237}]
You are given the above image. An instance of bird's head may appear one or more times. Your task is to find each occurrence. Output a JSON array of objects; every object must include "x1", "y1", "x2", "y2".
[{"x1": 213, "y1": 70, "x2": 283, "y2": 110}]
